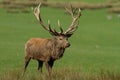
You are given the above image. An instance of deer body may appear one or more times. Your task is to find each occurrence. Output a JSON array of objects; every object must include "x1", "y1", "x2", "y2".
[
  {"x1": 22, "y1": 3, "x2": 81, "y2": 76},
  {"x1": 25, "y1": 37, "x2": 68, "y2": 61},
  {"x1": 24, "y1": 36, "x2": 69, "y2": 76},
  {"x1": 25, "y1": 38, "x2": 53, "y2": 61}
]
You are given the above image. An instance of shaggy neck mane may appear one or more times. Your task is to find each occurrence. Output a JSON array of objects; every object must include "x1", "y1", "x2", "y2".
[{"x1": 50, "y1": 39, "x2": 65, "y2": 60}]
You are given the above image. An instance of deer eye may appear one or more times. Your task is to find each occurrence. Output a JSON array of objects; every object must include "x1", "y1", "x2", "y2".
[{"x1": 59, "y1": 38, "x2": 63, "y2": 40}]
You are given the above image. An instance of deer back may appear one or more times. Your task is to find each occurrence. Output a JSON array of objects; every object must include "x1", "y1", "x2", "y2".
[{"x1": 25, "y1": 38, "x2": 53, "y2": 61}]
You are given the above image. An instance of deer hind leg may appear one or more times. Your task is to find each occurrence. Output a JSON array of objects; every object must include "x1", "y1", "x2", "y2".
[
  {"x1": 38, "y1": 60, "x2": 43, "y2": 74},
  {"x1": 22, "y1": 56, "x2": 31, "y2": 77}
]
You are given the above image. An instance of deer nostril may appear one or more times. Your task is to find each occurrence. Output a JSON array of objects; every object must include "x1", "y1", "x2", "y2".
[{"x1": 66, "y1": 43, "x2": 70, "y2": 48}]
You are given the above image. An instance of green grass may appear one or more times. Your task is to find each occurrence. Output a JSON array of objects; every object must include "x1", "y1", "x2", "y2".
[
  {"x1": 1, "y1": 68, "x2": 120, "y2": 80},
  {"x1": 0, "y1": 2, "x2": 120, "y2": 79},
  {"x1": 49, "y1": 0, "x2": 106, "y2": 3}
]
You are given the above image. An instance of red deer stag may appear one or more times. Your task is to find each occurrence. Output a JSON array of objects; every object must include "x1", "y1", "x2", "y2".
[{"x1": 22, "y1": 3, "x2": 81, "y2": 76}]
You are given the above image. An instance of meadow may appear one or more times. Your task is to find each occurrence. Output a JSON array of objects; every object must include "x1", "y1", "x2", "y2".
[{"x1": 0, "y1": 0, "x2": 120, "y2": 80}]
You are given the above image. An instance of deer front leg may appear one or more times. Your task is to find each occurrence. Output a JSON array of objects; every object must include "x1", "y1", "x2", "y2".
[
  {"x1": 45, "y1": 60, "x2": 54, "y2": 76},
  {"x1": 38, "y1": 60, "x2": 43, "y2": 75}
]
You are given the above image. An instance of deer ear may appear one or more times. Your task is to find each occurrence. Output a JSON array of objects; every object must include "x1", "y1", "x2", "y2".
[{"x1": 66, "y1": 33, "x2": 73, "y2": 38}]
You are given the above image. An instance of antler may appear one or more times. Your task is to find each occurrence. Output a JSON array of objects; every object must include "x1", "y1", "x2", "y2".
[
  {"x1": 64, "y1": 5, "x2": 81, "y2": 37},
  {"x1": 33, "y1": 3, "x2": 62, "y2": 36},
  {"x1": 33, "y1": 3, "x2": 81, "y2": 37},
  {"x1": 33, "y1": 3, "x2": 49, "y2": 31}
]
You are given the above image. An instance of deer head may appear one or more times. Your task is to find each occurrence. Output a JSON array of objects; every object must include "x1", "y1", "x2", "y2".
[{"x1": 33, "y1": 3, "x2": 81, "y2": 48}]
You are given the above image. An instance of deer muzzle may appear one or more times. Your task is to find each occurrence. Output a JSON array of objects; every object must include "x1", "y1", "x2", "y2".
[{"x1": 65, "y1": 43, "x2": 70, "y2": 48}]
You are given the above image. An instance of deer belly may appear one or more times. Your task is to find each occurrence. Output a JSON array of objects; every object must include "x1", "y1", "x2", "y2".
[{"x1": 30, "y1": 48, "x2": 50, "y2": 61}]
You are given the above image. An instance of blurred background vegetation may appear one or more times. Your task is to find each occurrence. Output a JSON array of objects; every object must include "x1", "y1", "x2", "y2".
[{"x1": 0, "y1": 0, "x2": 120, "y2": 13}]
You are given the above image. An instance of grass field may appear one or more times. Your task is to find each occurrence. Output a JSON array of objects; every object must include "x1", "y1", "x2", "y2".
[
  {"x1": 0, "y1": 0, "x2": 120, "y2": 79},
  {"x1": 48, "y1": 0, "x2": 106, "y2": 3}
]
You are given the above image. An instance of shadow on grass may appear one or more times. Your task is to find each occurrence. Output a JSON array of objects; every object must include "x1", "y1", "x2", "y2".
[{"x1": 0, "y1": 68, "x2": 120, "y2": 80}]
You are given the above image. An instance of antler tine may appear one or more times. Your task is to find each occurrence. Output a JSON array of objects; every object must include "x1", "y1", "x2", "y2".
[
  {"x1": 64, "y1": 5, "x2": 81, "y2": 36},
  {"x1": 33, "y1": 3, "x2": 60, "y2": 36},
  {"x1": 58, "y1": 20, "x2": 63, "y2": 34},
  {"x1": 48, "y1": 20, "x2": 53, "y2": 32},
  {"x1": 34, "y1": 3, "x2": 50, "y2": 31},
  {"x1": 48, "y1": 20, "x2": 59, "y2": 35},
  {"x1": 65, "y1": 5, "x2": 74, "y2": 17},
  {"x1": 77, "y1": 8, "x2": 81, "y2": 19}
]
